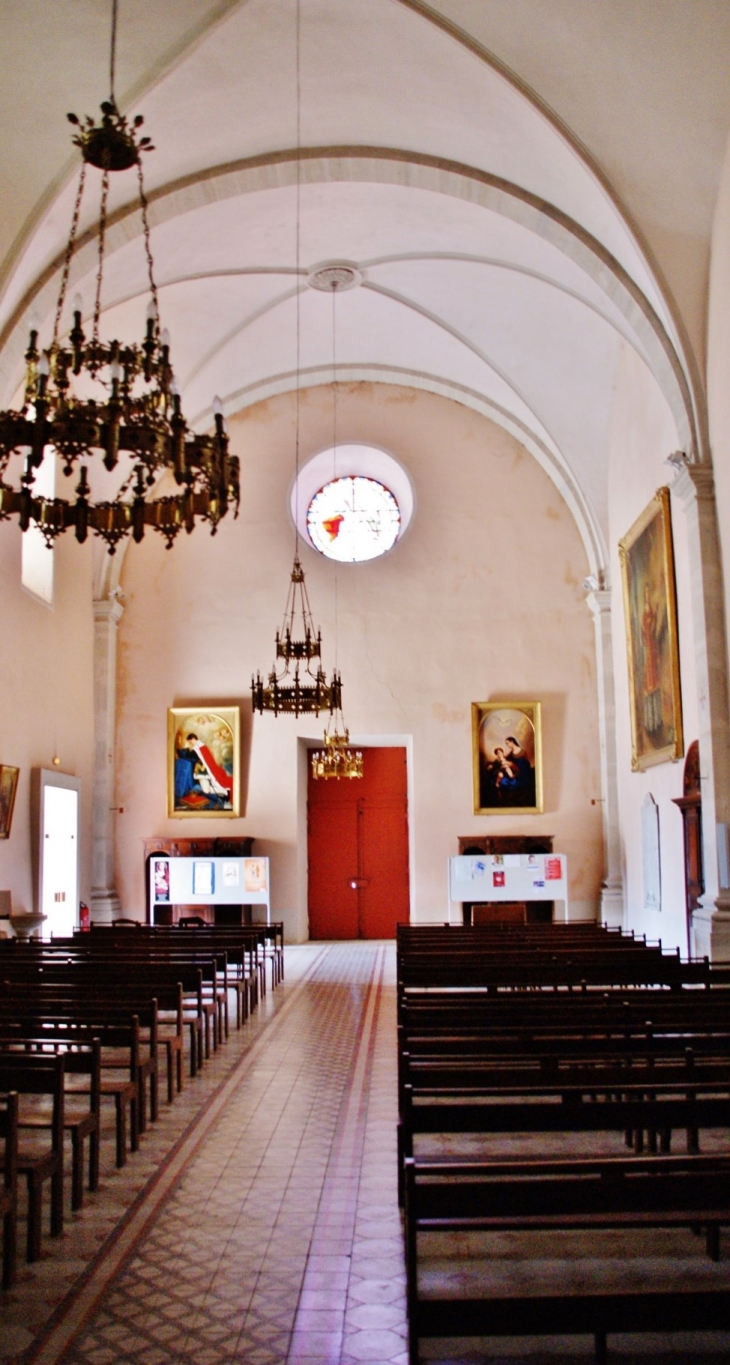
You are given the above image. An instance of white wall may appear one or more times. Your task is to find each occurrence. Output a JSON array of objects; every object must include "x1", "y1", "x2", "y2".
[
  {"x1": 708, "y1": 127, "x2": 730, "y2": 722},
  {"x1": 607, "y1": 343, "x2": 698, "y2": 953},
  {"x1": 0, "y1": 526, "x2": 95, "y2": 920},
  {"x1": 114, "y1": 383, "x2": 604, "y2": 938}
]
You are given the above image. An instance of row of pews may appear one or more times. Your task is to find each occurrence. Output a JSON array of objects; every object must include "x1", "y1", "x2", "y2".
[
  {"x1": 0, "y1": 920, "x2": 284, "y2": 1288},
  {"x1": 397, "y1": 921, "x2": 730, "y2": 1364}
]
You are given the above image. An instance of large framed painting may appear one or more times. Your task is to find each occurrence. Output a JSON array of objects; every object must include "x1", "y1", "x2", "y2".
[
  {"x1": 472, "y1": 701, "x2": 543, "y2": 815},
  {"x1": 619, "y1": 486, "x2": 683, "y2": 771},
  {"x1": 168, "y1": 707, "x2": 240, "y2": 817},
  {"x1": 0, "y1": 765, "x2": 19, "y2": 838}
]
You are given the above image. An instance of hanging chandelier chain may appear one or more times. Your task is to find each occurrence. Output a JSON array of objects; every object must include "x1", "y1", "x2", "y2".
[
  {"x1": 293, "y1": 0, "x2": 302, "y2": 555},
  {"x1": 331, "y1": 279, "x2": 339, "y2": 670},
  {"x1": 137, "y1": 159, "x2": 160, "y2": 333},
  {"x1": 51, "y1": 163, "x2": 87, "y2": 352},
  {"x1": 92, "y1": 168, "x2": 110, "y2": 346},
  {"x1": 110, "y1": 0, "x2": 118, "y2": 102}
]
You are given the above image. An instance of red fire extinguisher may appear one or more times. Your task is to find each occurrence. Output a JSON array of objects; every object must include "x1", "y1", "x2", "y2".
[{"x1": 79, "y1": 901, "x2": 90, "y2": 932}]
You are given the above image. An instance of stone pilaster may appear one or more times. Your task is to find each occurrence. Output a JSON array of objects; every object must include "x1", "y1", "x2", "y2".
[
  {"x1": 585, "y1": 584, "x2": 624, "y2": 927},
  {"x1": 91, "y1": 595, "x2": 124, "y2": 924},
  {"x1": 671, "y1": 461, "x2": 730, "y2": 960}
]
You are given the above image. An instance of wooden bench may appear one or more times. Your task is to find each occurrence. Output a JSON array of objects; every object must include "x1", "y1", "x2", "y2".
[
  {"x1": 0, "y1": 1006, "x2": 142, "y2": 1168},
  {"x1": 405, "y1": 1153, "x2": 730, "y2": 1364},
  {"x1": 0, "y1": 1037, "x2": 101, "y2": 1212},
  {"x1": 0, "y1": 1054, "x2": 64, "y2": 1262},
  {"x1": 0, "y1": 1091, "x2": 18, "y2": 1289}
]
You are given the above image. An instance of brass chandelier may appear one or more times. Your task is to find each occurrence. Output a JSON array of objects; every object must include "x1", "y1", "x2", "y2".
[
  {"x1": 310, "y1": 712, "x2": 364, "y2": 780},
  {"x1": 251, "y1": 0, "x2": 340, "y2": 721},
  {"x1": 251, "y1": 557, "x2": 342, "y2": 717},
  {"x1": 0, "y1": 3, "x2": 239, "y2": 555}
]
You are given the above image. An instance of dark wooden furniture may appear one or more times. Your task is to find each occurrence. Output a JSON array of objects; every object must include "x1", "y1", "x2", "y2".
[
  {"x1": 405, "y1": 1154, "x2": 730, "y2": 1365},
  {"x1": 0, "y1": 1091, "x2": 18, "y2": 1288},
  {"x1": 672, "y1": 740, "x2": 703, "y2": 955},
  {"x1": 458, "y1": 834, "x2": 554, "y2": 924},
  {"x1": 143, "y1": 836, "x2": 254, "y2": 925}
]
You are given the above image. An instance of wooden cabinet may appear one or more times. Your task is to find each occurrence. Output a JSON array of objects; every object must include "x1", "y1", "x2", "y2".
[
  {"x1": 672, "y1": 741, "x2": 703, "y2": 954},
  {"x1": 457, "y1": 834, "x2": 555, "y2": 925}
]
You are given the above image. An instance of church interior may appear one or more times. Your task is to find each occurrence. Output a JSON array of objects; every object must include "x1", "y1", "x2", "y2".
[{"x1": 4, "y1": 1, "x2": 730, "y2": 1361}]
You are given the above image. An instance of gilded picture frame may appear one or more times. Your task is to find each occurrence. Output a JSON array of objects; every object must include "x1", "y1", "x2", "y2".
[
  {"x1": 0, "y1": 765, "x2": 19, "y2": 839},
  {"x1": 167, "y1": 707, "x2": 240, "y2": 818},
  {"x1": 472, "y1": 701, "x2": 543, "y2": 815},
  {"x1": 619, "y1": 486, "x2": 683, "y2": 771}
]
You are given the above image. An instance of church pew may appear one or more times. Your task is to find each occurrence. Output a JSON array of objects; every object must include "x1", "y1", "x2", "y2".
[
  {"x1": 0, "y1": 1091, "x2": 18, "y2": 1289},
  {"x1": 0, "y1": 1003, "x2": 143, "y2": 1166},
  {"x1": 0, "y1": 1054, "x2": 64, "y2": 1262},
  {"x1": 398, "y1": 1082, "x2": 730, "y2": 1205},
  {"x1": 0, "y1": 1037, "x2": 101, "y2": 1213},
  {"x1": 404, "y1": 1153, "x2": 730, "y2": 1365}
]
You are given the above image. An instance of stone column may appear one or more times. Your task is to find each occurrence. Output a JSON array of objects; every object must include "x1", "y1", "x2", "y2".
[
  {"x1": 585, "y1": 583, "x2": 624, "y2": 927},
  {"x1": 671, "y1": 460, "x2": 730, "y2": 959},
  {"x1": 91, "y1": 594, "x2": 124, "y2": 923}
]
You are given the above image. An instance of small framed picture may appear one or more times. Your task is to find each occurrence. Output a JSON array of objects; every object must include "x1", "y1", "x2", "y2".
[
  {"x1": 472, "y1": 702, "x2": 543, "y2": 815},
  {"x1": 619, "y1": 486, "x2": 683, "y2": 770},
  {"x1": 168, "y1": 707, "x2": 240, "y2": 818},
  {"x1": 0, "y1": 765, "x2": 19, "y2": 839}
]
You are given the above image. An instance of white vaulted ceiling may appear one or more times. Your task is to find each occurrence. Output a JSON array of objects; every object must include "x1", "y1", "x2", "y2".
[{"x1": 1, "y1": 0, "x2": 729, "y2": 576}]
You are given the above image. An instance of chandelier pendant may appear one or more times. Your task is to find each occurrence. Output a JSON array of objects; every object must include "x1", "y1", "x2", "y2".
[
  {"x1": 0, "y1": 45, "x2": 239, "y2": 554},
  {"x1": 311, "y1": 715, "x2": 364, "y2": 781},
  {"x1": 252, "y1": 557, "x2": 342, "y2": 717}
]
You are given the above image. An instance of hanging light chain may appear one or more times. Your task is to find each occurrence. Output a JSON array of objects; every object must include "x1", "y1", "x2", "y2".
[
  {"x1": 110, "y1": 0, "x2": 118, "y2": 102},
  {"x1": 51, "y1": 164, "x2": 87, "y2": 351},
  {"x1": 92, "y1": 168, "x2": 110, "y2": 347},
  {"x1": 137, "y1": 158, "x2": 160, "y2": 333}
]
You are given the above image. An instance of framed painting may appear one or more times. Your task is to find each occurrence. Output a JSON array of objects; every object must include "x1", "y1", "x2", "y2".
[
  {"x1": 167, "y1": 707, "x2": 240, "y2": 818},
  {"x1": 472, "y1": 701, "x2": 543, "y2": 814},
  {"x1": 0, "y1": 765, "x2": 19, "y2": 838},
  {"x1": 619, "y1": 486, "x2": 683, "y2": 770}
]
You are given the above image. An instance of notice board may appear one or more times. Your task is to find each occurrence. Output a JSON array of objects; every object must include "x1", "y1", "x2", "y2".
[
  {"x1": 150, "y1": 855, "x2": 270, "y2": 923},
  {"x1": 448, "y1": 852, "x2": 568, "y2": 920}
]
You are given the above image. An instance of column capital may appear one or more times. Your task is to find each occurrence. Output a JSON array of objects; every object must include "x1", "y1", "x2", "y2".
[
  {"x1": 93, "y1": 593, "x2": 125, "y2": 627},
  {"x1": 584, "y1": 586, "x2": 612, "y2": 618},
  {"x1": 670, "y1": 457, "x2": 715, "y2": 508}
]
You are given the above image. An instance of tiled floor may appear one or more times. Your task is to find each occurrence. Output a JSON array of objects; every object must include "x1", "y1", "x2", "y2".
[{"x1": 2, "y1": 941, "x2": 730, "y2": 1365}]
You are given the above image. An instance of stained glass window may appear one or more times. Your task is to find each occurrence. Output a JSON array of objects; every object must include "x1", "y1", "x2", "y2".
[{"x1": 307, "y1": 475, "x2": 401, "y2": 562}]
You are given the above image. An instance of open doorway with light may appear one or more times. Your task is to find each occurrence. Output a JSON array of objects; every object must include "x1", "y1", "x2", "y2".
[{"x1": 32, "y1": 769, "x2": 81, "y2": 937}]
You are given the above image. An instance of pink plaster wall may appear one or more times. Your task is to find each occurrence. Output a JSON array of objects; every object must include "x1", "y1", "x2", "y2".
[
  {"x1": 607, "y1": 343, "x2": 699, "y2": 954},
  {"x1": 0, "y1": 525, "x2": 95, "y2": 918},
  {"x1": 114, "y1": 383, "x2": 603, "y2": 937}
]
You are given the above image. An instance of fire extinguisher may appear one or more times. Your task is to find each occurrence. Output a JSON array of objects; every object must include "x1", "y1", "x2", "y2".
[{"x1": 79, "y1": 901, "x2": 90, "y2": 932}]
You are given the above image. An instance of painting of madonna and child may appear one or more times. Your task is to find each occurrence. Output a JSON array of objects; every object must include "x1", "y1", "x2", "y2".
[
  {"x1": 168, "y1": 707, "x2": 240, "y2": 817},
  {"x1": 619, "y1": 486, "x2": 684, "y2": 772},
  {"x1": 472, "y1": 701, "x2": 543, "y2": 815}
]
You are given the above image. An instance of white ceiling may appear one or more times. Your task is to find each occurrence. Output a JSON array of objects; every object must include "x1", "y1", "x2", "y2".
[{"x1": 1, "y1": 0, "x2": 728, "y2": 575}]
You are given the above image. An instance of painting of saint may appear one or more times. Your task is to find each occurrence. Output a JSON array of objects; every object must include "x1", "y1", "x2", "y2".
[
  {"x1": 167, "y1": 707, "x2": 240, "y2": 817},
  {"x1": 0, "y1": 765, "x2": 19, "y2": 839},
  {"x1": 472, "y1": 703, "x2": 543, "y2": 814},
  {"x1": 619, "y1": 487, "x2": 683, "y2": 770}
]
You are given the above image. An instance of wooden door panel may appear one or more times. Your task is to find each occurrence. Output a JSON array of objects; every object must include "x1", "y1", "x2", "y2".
[
  {"x1": 307, "y1": 746, "x2": 409, "y2": 940},
  {"x1": 360, "y1": 798, "x2": 409, "y2": 938},
  {"x1": 307, "y1": 783, "x2": 359, "y2": 940}
]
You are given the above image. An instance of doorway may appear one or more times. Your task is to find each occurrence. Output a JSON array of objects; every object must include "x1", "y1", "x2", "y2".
[
  {"x1": 307, "y1": 746, "x2": 409, "y2": 939},
  {"x1": 33, "y1": 769, "x2": 81, "y2": 937}
]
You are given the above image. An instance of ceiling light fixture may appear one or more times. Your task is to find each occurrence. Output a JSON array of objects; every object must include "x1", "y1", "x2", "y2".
[
  {"x1": 251, "y1": 0, "x2": 340, "y2": 720},
  {"x1": 0, "y1": 0, "x2": 239, "y2": 554},
  {"x1": 311, "y1": 277, "x2": 363, "y2": 779}
]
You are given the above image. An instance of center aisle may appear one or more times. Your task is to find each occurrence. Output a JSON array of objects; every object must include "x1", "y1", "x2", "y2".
[{"x1": 52, "y1": 941, "x2": 407, "y2": 1365}]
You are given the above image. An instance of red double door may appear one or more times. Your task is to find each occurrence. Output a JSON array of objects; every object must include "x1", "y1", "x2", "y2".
[{"x1": 307, "y1": 746, "x2": 410, "y2": 940}]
